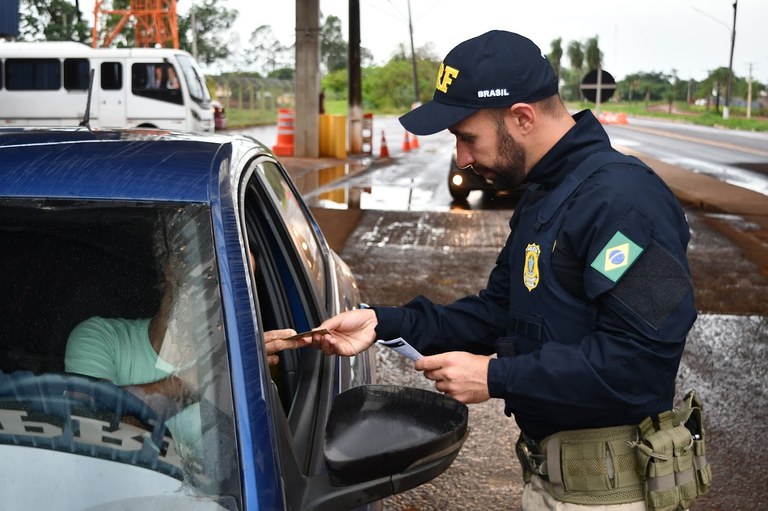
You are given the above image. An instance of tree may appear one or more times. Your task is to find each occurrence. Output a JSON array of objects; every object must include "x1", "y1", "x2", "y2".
[
  {"x1": 567, "y1": 40, "x2": 584, "y2": 74},
  {"x1": 99, "y1": 0, "x2": 134, "y2": 48},
  {"x1": 268, "y1": 68, "x2": 294, "y2": 80},
  {"x1": 548, "y1": 38, "x2": 563, "y2": 85},
  {"x1": 178, "y1": 0, "x2": 237, "y2": 65},
  {"x1": 666, "y1": 69, "x2": 678, "y2": 113},
  {"x1": 361, "y1": 46, "x2": 440, "y2": 111},
  {"x1": 701, "y1": 67, "x2": 731, "y2": 113},
  {"x1": 363, "y1": 60, "x2": 414, "y2": 110},
  {"x1": 728, "y1": 74, "x2": 749, "y2": 103},
  {"x1": 584, "y1": 36, "x2": 601, "y2": 72},
  {"x1": 617, "y1": 72, "x2": 672, "y2": 103},
  {"x1": 246, "y1": 25, "x2": 293, "y2": 77},
  {"x1": 18, "y1": 0, "x2": 90, "y2": 42},
  {"x1": 566, "y1": 40, "x2": 584, "y2": 100},
  {"x1": 16, "y1": 0, "x2": 237, "y2": 63},
  {"x1": 321, "y1": 14, "x2": 347, "y2": 73},
  {"x1": 319, "y1": 15, "x2": 374, "y2": 72},
  {"x1": 321, "y1": 68, "x2": 348, "y2": 101}
]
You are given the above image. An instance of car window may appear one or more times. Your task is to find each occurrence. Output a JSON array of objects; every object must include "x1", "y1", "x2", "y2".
[
  {"x1": 0, "y1": 200, "x2": 241, "y2": 510},
  {"x1": 5, "y1": 58, "x2": 60, "y2": 90},
  {"x1": 254, "y1": 160, "x2": 327, "y2": 309},
  {"x1": 175, "y1": 54, "x2": 211, "y2": 104},
  {"x1": 101, "y1": 61, "x2": 123, "y2": 90},
  {"x1": 241, "y1": 181, "x2": 307, "y2": 412},
  {"x1": 239, "y1": 160, "x2": 333, "y2": 476},
  {"x1": 131, "y1": 62, "x2": 183, "y2": 105}
]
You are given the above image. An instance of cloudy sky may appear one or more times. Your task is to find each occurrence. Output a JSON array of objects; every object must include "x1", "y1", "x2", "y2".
[{"x1": 224, "y1": 0, "x2": 766, "y2": 83}]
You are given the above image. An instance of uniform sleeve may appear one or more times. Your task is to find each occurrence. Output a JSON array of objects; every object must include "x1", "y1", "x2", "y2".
[
  {"x1": 65, "y1": 317, "x2": 119, "y2": 381},
  {"x1": 373, "y1": 231, "x2": 514, "y2": 356},
  {"x1": 487, "y1": 164, "x2": 697, "y2": 430}
]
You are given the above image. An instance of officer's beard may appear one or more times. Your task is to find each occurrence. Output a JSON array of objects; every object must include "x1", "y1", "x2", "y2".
[{"x1": 472, "y1": 116, "x2": 527, "y2": 189}]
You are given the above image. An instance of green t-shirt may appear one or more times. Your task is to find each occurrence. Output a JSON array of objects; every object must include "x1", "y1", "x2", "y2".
[
  {"x1": 65, "y1": 316, "x2": 200, "y2": 455},
  {"x1": 65, "y1": 317, "x2": 175, "y2": 384}
]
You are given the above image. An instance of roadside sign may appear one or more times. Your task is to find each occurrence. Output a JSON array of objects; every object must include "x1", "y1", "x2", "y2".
[{"x1": 580, "y1": 69, "x2": 616, "y2": 103}]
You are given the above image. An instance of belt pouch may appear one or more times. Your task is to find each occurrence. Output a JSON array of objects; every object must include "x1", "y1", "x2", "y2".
[{"x1": 634, "y1": 390, "x2": 712, "y2": 511}]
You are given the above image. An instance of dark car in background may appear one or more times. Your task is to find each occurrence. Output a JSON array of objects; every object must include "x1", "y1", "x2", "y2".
[
  {"x1": 0, "y1": 127, "x2": 468, "y2": 510},
  {"x1": 448, "y1": 153, "x2": 526, "y2": 202}
]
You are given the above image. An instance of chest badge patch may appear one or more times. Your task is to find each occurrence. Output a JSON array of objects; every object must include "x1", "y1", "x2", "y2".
[
  {"x1": 590, "y1": 231, "x2": 643, "y2": 282},
  {"x1": 523, "y1": 243, "x2": 541, "y2": 292}
]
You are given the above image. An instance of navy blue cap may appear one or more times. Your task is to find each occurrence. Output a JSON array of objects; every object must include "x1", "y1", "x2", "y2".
[{"x1": 400, "y1": 30, "x2": 558, "y2": 136}]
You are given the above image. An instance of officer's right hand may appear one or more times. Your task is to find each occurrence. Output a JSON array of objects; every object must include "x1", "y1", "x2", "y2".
[{"x1": 310, "y1": 309, "x2": 378, "y2": 357}]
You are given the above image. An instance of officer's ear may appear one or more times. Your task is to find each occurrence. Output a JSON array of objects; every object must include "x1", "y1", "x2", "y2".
[{"x1": 508, "y1": 103, "x2": 535, "y2": 135}]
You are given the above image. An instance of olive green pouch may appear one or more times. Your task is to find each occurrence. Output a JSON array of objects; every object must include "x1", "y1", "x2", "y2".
[{"x1": 633, "y1": 390, "x2": 712, "y2": 511}]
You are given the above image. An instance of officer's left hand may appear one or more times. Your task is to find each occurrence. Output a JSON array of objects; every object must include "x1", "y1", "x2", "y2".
[{"x1": 415, "y1": 352, "x2": 491, "y2": 404}]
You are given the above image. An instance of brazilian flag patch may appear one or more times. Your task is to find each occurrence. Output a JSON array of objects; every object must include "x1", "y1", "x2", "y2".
[{"x1": 590, "y1": 231, "x2": 643, "y2": 282}]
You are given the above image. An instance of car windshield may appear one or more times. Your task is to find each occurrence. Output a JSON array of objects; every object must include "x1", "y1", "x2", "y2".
[
  {"x1": 0, "y1": 200, "x2": 241, "y2": 510},
  {"x1": 177, "y1": 54, "x2": 211, "y2": 105}
]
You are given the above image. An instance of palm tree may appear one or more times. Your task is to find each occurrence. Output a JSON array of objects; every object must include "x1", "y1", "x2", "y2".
[
  {"x1": 585, "y1": 36, "x2": 601, "y2": 73},
  {"x1": 567, "y1": 41, "x2": 584, "y2": 100},
  {"x1": 549, "y1": 38, "x2": 563, "y2": 87}
]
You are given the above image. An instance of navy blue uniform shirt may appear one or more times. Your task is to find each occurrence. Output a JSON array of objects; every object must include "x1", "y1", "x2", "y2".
[{"x1": 374, "y1": 110, "x2": 696, "y2": 441}]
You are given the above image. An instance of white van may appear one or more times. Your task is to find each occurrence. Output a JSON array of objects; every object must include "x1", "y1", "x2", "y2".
[{"x1": 0, "y1": 41, "x2": 214, "y2": 132}]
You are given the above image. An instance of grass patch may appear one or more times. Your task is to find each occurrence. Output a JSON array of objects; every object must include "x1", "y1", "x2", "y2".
[
  {"x1": 323, "y1": 99, "x2": 406, "y2": 116},
  {"x1": 573, "y1": 101, "x2": 768, "y2": 131},
  {"x1": 225, "y1": 100, "x2": 403, "y2": 124},
  {"x1": 324, "y1": 99, "x2": 348, "y2": 115},
  {"x1": 225, "y1": 108, "x2": 280, "y2": 129}
]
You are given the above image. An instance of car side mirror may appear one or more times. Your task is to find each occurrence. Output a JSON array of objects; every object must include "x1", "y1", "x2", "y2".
[{"x1": 301, "y1": 385, "x2": 468, "y2": 510}]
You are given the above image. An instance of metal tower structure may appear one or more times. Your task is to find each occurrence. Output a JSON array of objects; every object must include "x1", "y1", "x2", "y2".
[{"x1": 92, "y1": 0, "x2": 179, "y2": 49}]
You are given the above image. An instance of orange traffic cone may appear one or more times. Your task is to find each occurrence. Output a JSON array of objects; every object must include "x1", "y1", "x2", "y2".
[
  {"x1": 409, "y1": 133, "x2": 420, "y2": 150},
  {"x1": 271, "y1": 108, "x2": 295, "y2": 156},
  {"x1": 402, "y1": 132, "x2": 411, "y2": 152},
  {"x1": 379, "y1": 131, "x2": 390, "y2": 158}
]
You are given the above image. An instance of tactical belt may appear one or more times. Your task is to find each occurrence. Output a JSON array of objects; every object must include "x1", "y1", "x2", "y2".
[
  {"x1": 515, "y1": 390, "x2": 711, "y2": 509},
  {"x1": 517, "y1": 424, "x2": 644, "y2": 506}
]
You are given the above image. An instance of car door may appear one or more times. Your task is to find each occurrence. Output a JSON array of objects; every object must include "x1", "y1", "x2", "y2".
[{"x1": 236, "y1": 157, "x2": 339, "y2": 501}]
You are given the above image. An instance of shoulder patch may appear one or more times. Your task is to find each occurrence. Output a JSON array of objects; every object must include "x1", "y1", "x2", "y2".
[{"x1": 590, "y1": 231, "x2": 643, "y2": 282}]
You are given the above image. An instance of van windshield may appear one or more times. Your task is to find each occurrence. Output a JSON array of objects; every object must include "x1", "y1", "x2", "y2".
[
  {"x1": 0, "y1": 200, "x2": 241, "y2": 510},
  {"x1": 177, "y1": 54, "x2": 211, "y2": 106}
]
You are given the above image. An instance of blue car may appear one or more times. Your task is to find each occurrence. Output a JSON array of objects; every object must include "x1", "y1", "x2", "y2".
[{"x1": 0, "y1": 128, "x2": 468, "y2": 510}]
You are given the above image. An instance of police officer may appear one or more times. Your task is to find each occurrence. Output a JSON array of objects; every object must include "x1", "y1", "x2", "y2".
[{"x1": 311, "y1": 30, "x2": 698, "y2": 510}]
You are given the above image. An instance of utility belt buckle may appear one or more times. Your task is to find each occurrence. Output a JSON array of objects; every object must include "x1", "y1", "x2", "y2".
[{"x1": 515, "y1": 434, "x2": 548, "y2": 483}]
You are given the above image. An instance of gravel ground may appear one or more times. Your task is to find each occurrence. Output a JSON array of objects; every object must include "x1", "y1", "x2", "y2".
[{"x1": 318, "y1": 205, "x2": 768, "y2": 511}]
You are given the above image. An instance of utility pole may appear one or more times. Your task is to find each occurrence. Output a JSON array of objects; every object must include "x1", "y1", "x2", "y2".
[
  {"x1": 191, "y1": 4, "x2": 198, "y2": 59},
  {"x1": 348, "y1": 0, "x2": 363, "y2": 154},
  {"x1": 723, "y1": 0, "x2": 738, "y2": 120},
  {"x1": 746, "y1": 63, "x2": 753, "y2": 119},
  {"x1": 294, "y1": 0, "x2": 321, "y2": 157},
  {"x1": 407, "y1": 0, "x2": 420, "y2": 106},
  {"x1": 595, "y1": 62, "x2": 603, "y2": 116}
]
